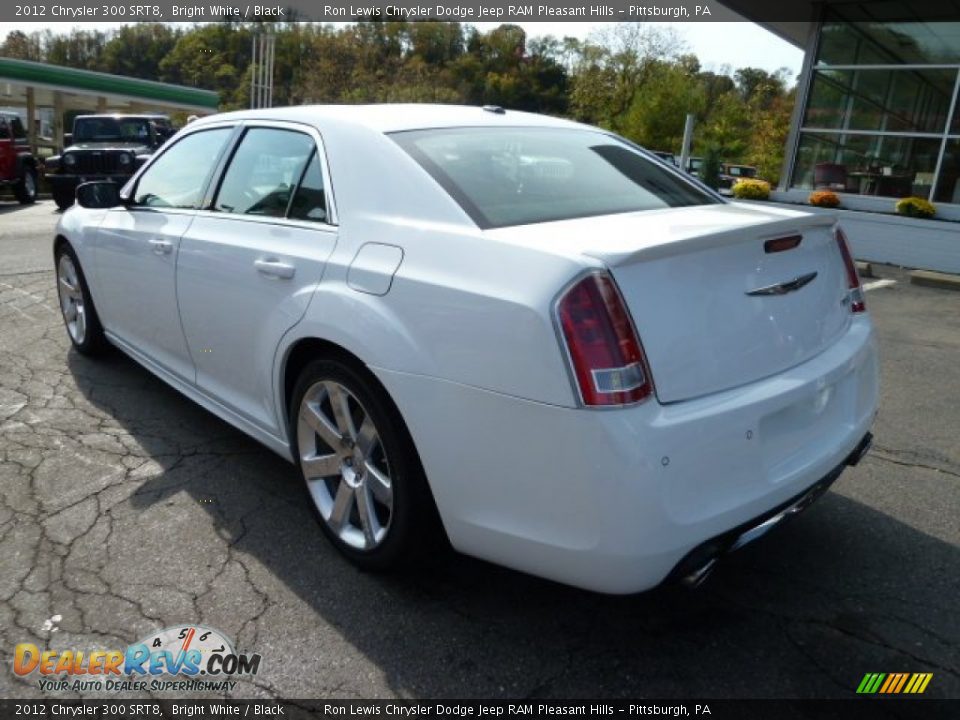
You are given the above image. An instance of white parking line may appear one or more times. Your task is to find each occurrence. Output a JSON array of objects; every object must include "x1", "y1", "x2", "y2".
[{"x1": 863, "y1": 279, "x2": 897, "y2": 291}]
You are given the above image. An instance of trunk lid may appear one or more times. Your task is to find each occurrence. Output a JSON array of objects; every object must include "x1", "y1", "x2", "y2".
[{"x1": 487, "y1": 203, "x2": 852, "y2": 404}]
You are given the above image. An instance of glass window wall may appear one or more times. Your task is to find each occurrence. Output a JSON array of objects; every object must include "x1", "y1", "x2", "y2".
[{"x1": 790, "y1": 13, "x2": 960, "y2": 204}]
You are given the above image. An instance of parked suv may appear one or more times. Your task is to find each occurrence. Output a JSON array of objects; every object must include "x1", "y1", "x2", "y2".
[
  {"x1": 719, "y1": 163, "x2": 759, "y2": 195},
  {"x1": 0, "y1": 111, "x2": 38, "y2": 204},
  {"x1": 46, "y1": 114, "x2": 175, "y2": 209}
]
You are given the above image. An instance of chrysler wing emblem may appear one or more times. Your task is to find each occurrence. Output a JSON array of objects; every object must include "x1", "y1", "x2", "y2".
[{"x1": 746, "y1": 271, "x2": 818, "y2": 297}]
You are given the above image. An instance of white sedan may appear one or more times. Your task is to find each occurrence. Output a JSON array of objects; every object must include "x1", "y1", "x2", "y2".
[{"x1": 54, "y1": 105, "x2": 878, "y2": 593}]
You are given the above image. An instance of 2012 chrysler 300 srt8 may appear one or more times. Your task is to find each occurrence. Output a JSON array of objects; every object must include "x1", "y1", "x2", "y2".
[{"x1": 53, "y1": 105, "x2": 878, "y2": 593}]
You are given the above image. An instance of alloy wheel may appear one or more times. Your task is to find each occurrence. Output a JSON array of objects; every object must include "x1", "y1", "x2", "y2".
[
  {"x1": 57, "y1": 254, "x2": 86, "y2": 345},
  {"x1": 297, "y1": 380, "x2": 394, "y2": 551}
]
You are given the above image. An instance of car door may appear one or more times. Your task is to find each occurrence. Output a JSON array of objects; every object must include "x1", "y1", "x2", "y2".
[
  {"x1": 93, "y1": 126, "x2": 234, "y2": 381},
  {"x1": 176, "y1": 122, "x2": 338, "y2": 436}
]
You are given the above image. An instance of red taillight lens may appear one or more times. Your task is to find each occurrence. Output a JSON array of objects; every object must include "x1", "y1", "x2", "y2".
[
  {"x1": 556, "y1": 273, "x2": 653, "y2": 406},
  {"x1": 835, "y1": 227, "x2": 866, "y2": 313}
]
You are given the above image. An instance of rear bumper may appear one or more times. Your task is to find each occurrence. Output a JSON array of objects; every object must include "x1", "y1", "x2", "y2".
[
  {"x1": 375, "y1": 315, "x2": 879, "y2": 594},
  {"x1": 668, "y1": 431, "x2": 872, "y2": 588}
]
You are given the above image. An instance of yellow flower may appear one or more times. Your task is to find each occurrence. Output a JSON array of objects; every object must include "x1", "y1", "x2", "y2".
[
  {"x1": 895, "y1": 196, "x2": 936, "y2": 219},
  {"x1": 732, "y1": 178, "x2": 771, "y2": 200}
]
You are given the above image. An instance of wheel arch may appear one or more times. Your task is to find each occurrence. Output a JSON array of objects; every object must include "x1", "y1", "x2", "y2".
[
  {"x1": 278, "y1": 333, "x2": 445, "y2": 529},
  {"x1": 278, "y1": 334, "x2": 422, "y2": 458}
]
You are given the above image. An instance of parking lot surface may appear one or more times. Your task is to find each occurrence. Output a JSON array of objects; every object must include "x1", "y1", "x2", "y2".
[{"x1": 1, "y1": 200, "x2": 958, "y2": 699}]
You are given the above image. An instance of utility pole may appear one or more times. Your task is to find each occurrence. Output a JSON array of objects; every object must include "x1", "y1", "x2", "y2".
[
  {"x1": 250, "y1": 31, "x2": 276, "y2": 109},
  {"x1": 679, "y1": 113, "x2": 695, "y2": 173}
]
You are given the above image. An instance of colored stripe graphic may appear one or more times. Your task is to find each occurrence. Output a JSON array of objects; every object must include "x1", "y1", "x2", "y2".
[
  {"x1": 879, "y1": 674, "x2": 896, "y2": 693},
  {"x1": 892, "y1": 673, "x2": 909, "y2": 693},
  {"x1": 858, "y1": 672, "x2": 933, "y2": 694}
]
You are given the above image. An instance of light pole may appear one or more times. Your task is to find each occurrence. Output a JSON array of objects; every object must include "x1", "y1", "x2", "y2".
[{"x1": 250, "y1": 31, "x2": 276, "y2": 109}]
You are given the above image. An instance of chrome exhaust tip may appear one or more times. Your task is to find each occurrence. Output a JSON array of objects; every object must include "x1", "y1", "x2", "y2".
[{"x1": 680, "y1": 556, "x2": 719, "y2": 589}]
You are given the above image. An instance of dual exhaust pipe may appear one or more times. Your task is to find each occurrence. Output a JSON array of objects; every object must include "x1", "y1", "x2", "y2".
[{"x1": 677, "y1": 432, "x2": 873, "y2": 588}]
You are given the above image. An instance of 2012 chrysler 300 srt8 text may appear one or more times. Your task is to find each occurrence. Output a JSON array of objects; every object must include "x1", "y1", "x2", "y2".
[{"x1": 53, "y1": 105, "x2": 878, "y2": 593}]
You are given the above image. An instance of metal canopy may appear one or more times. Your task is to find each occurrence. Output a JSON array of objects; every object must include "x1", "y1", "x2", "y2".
[{"x1": 0, "y1": 57, "x2": 219, "y2": 153}]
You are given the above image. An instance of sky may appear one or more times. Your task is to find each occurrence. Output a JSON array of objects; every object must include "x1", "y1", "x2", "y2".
[{"x1": 1, "y1": 21, "x2": 803, "y2": 78}]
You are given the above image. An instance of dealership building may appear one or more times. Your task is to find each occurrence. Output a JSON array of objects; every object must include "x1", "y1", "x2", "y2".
[{"x1": 726, "y1": 2, "x2": 960, "y2": 273}]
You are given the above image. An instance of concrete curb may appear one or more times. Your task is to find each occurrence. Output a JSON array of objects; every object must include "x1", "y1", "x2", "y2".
[{"x1": 910, "y1": 270, "x2": 960, "y2": 292}]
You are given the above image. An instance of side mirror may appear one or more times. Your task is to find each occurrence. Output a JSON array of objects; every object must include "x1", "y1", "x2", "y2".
[
  {"x1": 76, "y1": 181, "x2": 122, "y2": 209},
  {"x1": 63, "y1": 133, "x2": 73, "y2": 147}
]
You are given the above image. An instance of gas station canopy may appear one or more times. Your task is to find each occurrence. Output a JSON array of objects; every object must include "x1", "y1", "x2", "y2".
[{"x1": 0, "y1": 56, "x2": 219, "y2": 151}]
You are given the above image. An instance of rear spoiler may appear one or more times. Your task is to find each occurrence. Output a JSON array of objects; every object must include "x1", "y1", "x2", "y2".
[{"x1": 585, "y1": 209, "x2": 837, "y2": 268}]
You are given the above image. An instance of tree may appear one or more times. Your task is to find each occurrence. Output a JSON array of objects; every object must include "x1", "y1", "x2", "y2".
[
  {"x1": 99, "y1": 24, "x2": 181, "y2": 79},
  {"x1": 0, "y1": 30, "x2": 45, "y2": 61}
]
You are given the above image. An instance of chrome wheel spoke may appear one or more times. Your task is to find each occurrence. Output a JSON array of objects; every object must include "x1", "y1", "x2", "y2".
[
  {"x1": 364, "y1": 462, "x2": 392, "y2": 505},
  {"x1": 75, "y1": 306, "x2": 86, "y2": 340},
  {"x1": 300, "y1": 403, "x2": 343, "y2": 451},
  {"x1": 326, "y1": 382, "x2": 356, "y2": 440},
  {"x1": 355, "y1": 484, "x2": 378, "y2": 547},
  {"x1": 328, "y1": 481, "x2": 354, "y2": 534},
  {"x1": 356, "y1": 415, "x2": 378, "y2": 458},
  {"x1": 301, "y1": 453, "x2": 341, "y2": 479}
]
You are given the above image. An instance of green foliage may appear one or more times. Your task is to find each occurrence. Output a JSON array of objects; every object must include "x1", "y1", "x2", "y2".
[
  {"x1": 6, "y1": 21, "x2": 795, "y2": 181},
  {"x1": 700, "y1": 147, "x2": 722, "y2": 190},
  {"x1": 895, "y1": 196, "x2": 936, "y2": 219},
  {"x1": 732, "y1": 178, "x2": 772, "y2": 200}
]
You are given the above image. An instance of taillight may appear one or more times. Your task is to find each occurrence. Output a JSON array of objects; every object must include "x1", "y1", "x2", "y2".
[
  {"x1": 835, "y1": 227, "x2": 865, "y2": 313},
  {"x1": 556, "y1": 272, "x2": 654, "y2": 406}
]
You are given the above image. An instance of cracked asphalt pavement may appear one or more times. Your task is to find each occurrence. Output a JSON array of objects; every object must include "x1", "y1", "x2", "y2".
[{"x1": 1, "y1": 200, "x2": 958, "y2": 700}]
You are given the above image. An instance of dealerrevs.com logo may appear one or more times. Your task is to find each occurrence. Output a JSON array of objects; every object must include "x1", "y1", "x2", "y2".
[{"x1": 14, "y1": 624, "x2": 261, "y2": 693}]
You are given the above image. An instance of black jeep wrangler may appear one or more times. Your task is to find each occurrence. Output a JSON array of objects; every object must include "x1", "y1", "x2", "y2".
[
  {"x1": 46, "y1": 114, "x2": 176, "y2": 210},
  {"x1": 0, "y1": 111, "x2": 38, "y2": 204}
]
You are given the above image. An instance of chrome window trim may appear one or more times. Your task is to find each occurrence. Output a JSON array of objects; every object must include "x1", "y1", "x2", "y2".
[{"x1": 209, "y1": 118, "x2": 339, "y2": 228}]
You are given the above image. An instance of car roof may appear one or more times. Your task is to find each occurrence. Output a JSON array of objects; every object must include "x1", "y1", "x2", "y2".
[{"x1": 190, "y1": 104, "x2": 585, "y2": 134}]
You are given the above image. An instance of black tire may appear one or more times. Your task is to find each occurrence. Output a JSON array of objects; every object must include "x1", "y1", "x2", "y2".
[
  {"x1": 52, "y1": 186, "x2": 74, "y2": 211},
  {"x1": 290, "y1": 357, "x2": 444, "y2": 571},
  {"x1": 13, "y1": 165, "x2": 37, "y2": 205},
  {"x1": 54, "y1": 244, "x2": 108, "y2": 356}
]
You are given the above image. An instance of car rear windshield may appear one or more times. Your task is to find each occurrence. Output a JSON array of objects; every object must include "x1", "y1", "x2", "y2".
[{"x1": 391, "y1": 127, "x2": 718, "y2": 229}]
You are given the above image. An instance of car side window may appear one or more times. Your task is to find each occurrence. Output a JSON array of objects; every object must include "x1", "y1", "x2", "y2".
[
  {"x1": 11, "y1": 117, "x2": 26, "y2": 139},
  {"x1": 0, "y1": 119, "x2": 9, "y2": 140},
  {"x1": 214, "y1": 128, "x2": 314, "y2": 218},
  {"x1": 134, "y1": 128, "x2": 232, "y2": 209},
  {"x1": 287, "y1": 151, "x2": 328, "y2": 223}
]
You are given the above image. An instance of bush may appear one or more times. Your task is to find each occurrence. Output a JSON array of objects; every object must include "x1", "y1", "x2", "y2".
[
  {"x1": 732, "y1": 178, "x2": 771, "y2": 200},
  {"x1": 809, "y1": 190, "x2": 841, "y2": 208},
  {"x1": 895, "y1": 196, "x2": 936, "y2": 219},
  {"x1": 700, "y1": 148, "x2": 722, "y2": 191}
]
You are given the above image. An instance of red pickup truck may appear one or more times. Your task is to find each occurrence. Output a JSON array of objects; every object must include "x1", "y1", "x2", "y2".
[{"x1": 0, "y1": 112, "x2": 37, "y2": 204}]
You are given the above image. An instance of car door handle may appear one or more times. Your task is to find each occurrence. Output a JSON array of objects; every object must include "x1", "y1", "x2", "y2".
[
  {"x1": 254, "y1": 259, "x2": 296, "y2": 279},
  {"x1": 148, "y1": 238, "x2": 173, "y2": 255}
]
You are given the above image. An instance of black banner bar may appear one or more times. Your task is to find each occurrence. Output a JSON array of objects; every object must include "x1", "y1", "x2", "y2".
[
  {"x1": 6, "y1": 0, "x2": 960, "y2": 24},
  {"x1": 0, "y1": 699, "x2": 956, "y2": 720}
]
